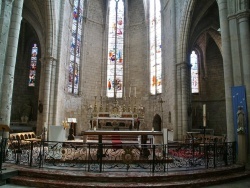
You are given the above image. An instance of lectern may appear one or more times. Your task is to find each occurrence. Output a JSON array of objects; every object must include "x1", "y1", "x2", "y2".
[{"x1": 0, "y1": 124, "x2": 11, "y2": 173}]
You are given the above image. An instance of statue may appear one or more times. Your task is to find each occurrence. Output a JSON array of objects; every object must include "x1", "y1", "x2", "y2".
[
  {"x1": 237, "y1": 106, "x2": 244, "y2": 128},
  {"x1": 237, "y1": 106, "x2": 245, "y2": 134}
]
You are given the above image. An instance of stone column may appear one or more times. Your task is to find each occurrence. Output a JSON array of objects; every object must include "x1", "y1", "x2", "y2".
[
  {"x1": 217, "y1": 0, "x2": 234, "y2": 142},
  {"x1": 237, "y1": 11, "x2": 250, "y2": 161},
  {"x1": 181, "y1": 63, "x2": 189, "y2": 137},
  {"x1": 38, "y1": 57, "x2": 54, "y2": 139},
  {"x1": 37, "y1": 0, "x2": 55, "y2": 139},
  {"x1": 171, "y1": 0, "x2": 177, "y2": 141},
  {"x1": 0, "y1": 0, "x2": 14, "y2": 101},
  {"x1": 228, "y1": 14, "x2": 242, "y2": 85},
  {"x1": 0, "y1": 0, "x2": 23, "y2": 129},
  {"x1": 237, "y1": 133, "x2": 247, "y2": 164},
  {"x1": 176, "y1": 62, "x2": 189, "y2": 140}
]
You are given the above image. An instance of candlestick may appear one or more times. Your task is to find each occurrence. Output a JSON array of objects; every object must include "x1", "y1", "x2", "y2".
[
  {"x1": 95, "y1": 81, "x2": 98, "y2": 97},
  {"x1": 203, "y1": 116, "x2": 206, "y2": 127},
  {"x1": 44, "y1": 122, "x2": 47, "y2": 128}
]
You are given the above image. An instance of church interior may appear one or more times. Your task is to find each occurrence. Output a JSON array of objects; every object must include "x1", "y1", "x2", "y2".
[{"x1": 0, "y1": 0, "x2": 250, "y2": 187}]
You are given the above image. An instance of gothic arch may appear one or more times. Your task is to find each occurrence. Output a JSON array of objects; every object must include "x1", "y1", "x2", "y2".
[
  {"x1": 22, "y1": 1, "x2": 46, "y2": 58},
  {"x1": 177, "y1": 0, "x2": 195, "y2": 63},
  {"x1": 153, "y1": 114, "x2": 161, "y2": 131},
  {"x1": 207, "y1": 28, "x2": 222, "y2": 54}
]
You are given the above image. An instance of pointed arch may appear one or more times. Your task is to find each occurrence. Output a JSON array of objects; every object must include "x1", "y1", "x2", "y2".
[{"x1": 153, "y1": 114, "x2": 162, "y2": 131}]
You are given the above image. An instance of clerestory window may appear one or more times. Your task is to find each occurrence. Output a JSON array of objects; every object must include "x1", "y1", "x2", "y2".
[
  {"x1": 107, "y1": 0, "x2": 124, "y2": 99},
  {"x1": 28, "y1": 43, "x2": 38, "y2": 87},
  {"x1": 149, "y1": 0, "x2": 162, "y2": 95},
  {"x1": 190, "y1": 51, "x2": 199, "y2": 93},
  {"x1": 68, "y1": 0, "x2": 84, "y2": 94}
]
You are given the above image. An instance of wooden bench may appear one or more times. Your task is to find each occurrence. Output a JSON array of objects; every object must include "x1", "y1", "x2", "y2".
[
  {"x1": 184, "y1": 134, "x2": 226, "y2": 144},
  {"x1": 9, "y1": 132, "x2": 37, "y2": 140},
  {"x1": 8, "y1": 131, "x2": 42, "y2": 149}
]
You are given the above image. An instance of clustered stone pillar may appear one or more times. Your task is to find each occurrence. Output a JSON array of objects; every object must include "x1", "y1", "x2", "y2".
[
  {"x1": 238, "y1": 12, "x2": 250, "y2": 162},
  {"x1": 176, "y1": 62, "x2": 189, "y2": 141},
  {"x1": 237, "y1": 133, "x2": 247, "y2": 164},
  {"x1": 218, "y1": 0, "x2": 250, "y2": 164},
  {"x1": 0, "y1": 0, "x2": 14, "y2": 99},
  {"x1": 217, "y1": 0, "x2": 234, "y2": 142},
  {"x1": 0, "y1": 0, "x2": 24, "y2": 135}
]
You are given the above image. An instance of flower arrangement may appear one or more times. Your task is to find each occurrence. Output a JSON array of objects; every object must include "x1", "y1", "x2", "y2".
[
  {"x1": 237, "y1": 127, "x2": 245, "y2": 134},
  {"x1": 62, "y1": 119, "x2": 69, "y2": 130}
]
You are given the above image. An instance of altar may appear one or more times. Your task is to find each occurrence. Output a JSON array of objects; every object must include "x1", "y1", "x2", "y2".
[
  {"x1": 82, "y1": 130, "x2": 163, "y2": 145},
  {"x1": 89, "y1": 94, "x2": 145, "y2": 131},
  {"x1": 93, "y1": 117, "x2": 136, "y2": 130}
]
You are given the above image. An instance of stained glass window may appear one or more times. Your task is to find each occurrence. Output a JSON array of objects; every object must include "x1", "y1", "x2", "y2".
[
  {"x1": 107, "y1": 0, "x2": 124, "y2": 98},
  {"x1": 149, "y1": 0, "x2": 162, "y2": 95},
  {"x1": 191, "y1": 51, "x2": 199, "y2": 93},
  {"x1": 68, "y1": 0, "x2": 84, "y2": 94},
  {"x1": 28, "y1": 43, "x2": 38, "y2": 87}
]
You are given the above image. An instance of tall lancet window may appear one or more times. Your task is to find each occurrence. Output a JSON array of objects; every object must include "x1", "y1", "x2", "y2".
[
  {"x1": 150, "y1": 0, "x2": 162, "y2": 95},
  {"x1": 68, "y1": 0, "x2": 84, "y2": 94},
  {"x1": 191, "y1": 51, "x2": 199, "y2": 93},
  {"x1": 28, "y1": 43, "x2": 38, "y2": 87},
  {"x1": 107, "y1": 0, "x2": 124, "y2": 98}
]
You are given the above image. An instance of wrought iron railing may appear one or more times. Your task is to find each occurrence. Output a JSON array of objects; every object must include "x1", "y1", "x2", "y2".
[{"x1": 4, "y1": 139, "x2": 236, "y2": 172}]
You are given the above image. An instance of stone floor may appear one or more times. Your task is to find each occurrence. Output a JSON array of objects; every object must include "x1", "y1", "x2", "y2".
[{"x1": 1, "y1": 177, "x2": 250, "y2": 188}]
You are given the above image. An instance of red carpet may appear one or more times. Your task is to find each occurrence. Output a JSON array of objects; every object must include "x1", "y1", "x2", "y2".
[
  {"x1": 169, "y1": 149, "x2": 204, "y2": 158},
  {"x1": 112, "y1": 135, "x2": 122, "y2": 148}
]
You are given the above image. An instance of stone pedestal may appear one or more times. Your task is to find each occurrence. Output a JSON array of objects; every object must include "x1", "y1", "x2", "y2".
[{"x1": 237, "y1": 133, "x2": 247, "y2": 164}]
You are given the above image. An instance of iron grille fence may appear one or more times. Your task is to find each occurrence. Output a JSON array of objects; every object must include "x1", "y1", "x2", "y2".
[{"x1": 4, "y1": 139, "x2": 236, "y2": 172}]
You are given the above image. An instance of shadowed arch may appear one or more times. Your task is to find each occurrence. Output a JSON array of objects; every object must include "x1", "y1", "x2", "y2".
[{"x1": 153, "y1": 114, "x2": 161, "y2": 131}]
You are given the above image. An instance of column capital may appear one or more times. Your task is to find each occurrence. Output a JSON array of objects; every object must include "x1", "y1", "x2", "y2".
[
  {"x1": 176, "y1": 61, "x2": 189, "y2": 69},
  {"x1": 228, "y1": 14, "x2": 237, "y2": 20},
  {"x1": 229, "y1": 10, "x2": 250, "y2": 21},
  {"x1": 236, "y1": 10, "x2": 250, "y2": 20},
  {"x1": 39, "y1": 56, "x2": 57, "y2": 64}
]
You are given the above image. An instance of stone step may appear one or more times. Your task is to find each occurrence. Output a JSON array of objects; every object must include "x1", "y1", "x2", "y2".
[
  {"x1": 8, "y1": 170, "x2": 250, "y2": 188},
  {"x1": 5, "y1": 164, "x2": 250, "y2": 187}
]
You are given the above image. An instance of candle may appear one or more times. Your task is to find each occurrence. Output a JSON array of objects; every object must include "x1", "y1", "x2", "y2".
[
  {"x1": 203, "y1": 104, "x2": 206, "y2": 127},
  {"x1": 152, "y1": 127, "x2": 154, "y2": 132},
  {"x1": 94, "y1": 126, "x2": 96, "y2": 131},
  {"x1": 203, "y1": 104, "x2": 206, "y2": 115},
  {"x1": 129, "y1": 87, "x2": 131, "y2": 97},
  {"x1": 134, "y1": 87, "x2": 136, "y2": 97}
]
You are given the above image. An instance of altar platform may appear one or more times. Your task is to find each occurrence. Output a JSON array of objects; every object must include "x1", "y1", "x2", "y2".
[
  {"x1": 3, "y1": 163, "x2": 250, "y2": 188},
  {"x1": 82, "y1": 130, "x2": 163, "y2": 145}
]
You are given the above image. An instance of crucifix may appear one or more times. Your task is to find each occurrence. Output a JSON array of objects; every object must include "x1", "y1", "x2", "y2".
[{"x1": 158, "y1": 97, "x2": 165, "y2": 130}]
